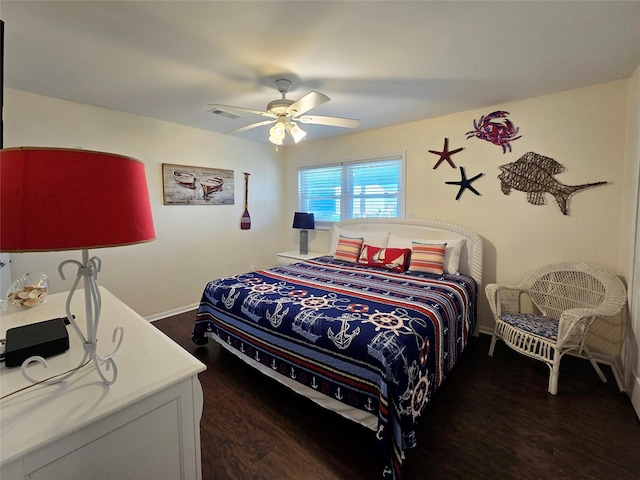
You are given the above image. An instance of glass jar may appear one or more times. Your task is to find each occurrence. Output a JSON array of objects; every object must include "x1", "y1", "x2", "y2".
[{"x1": 6, "y1": 272, "x2": 48, "y2": 308}]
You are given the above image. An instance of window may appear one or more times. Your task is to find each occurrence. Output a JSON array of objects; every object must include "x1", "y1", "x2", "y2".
[{"x1": 298, "y1": 155, "x2": 404, "y2": 225}]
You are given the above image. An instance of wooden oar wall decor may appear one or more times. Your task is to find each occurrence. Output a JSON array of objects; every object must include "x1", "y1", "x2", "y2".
[{"x1": 241, "y1": 172, "x2": 251, "y2": 230}]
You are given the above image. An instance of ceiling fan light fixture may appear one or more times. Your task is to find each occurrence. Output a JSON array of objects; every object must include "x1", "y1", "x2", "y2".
[
  {"x1": 268, "y1": 122, "x2": 286, "y2": 145},
  {"x1": 212, "y1": 78, "x2": 359, "y2": 145},
  {"x1": 287, "y1": 123, "x2": 307, "y2": 143}
]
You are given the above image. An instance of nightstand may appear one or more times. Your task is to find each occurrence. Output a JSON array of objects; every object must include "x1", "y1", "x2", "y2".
[{"x1": 277, "y1": 250, "x2": 326, "y2": 266}]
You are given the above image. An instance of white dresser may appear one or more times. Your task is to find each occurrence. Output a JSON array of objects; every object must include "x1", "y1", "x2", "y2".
[{"x1": 0, "y1": 287, "x2": 206, "y2": 480}]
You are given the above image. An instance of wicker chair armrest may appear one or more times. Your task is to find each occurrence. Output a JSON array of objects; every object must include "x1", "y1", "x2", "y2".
[
  {"x1": 557, "y1": 300, "x2": 625, "y2": 345},
  {"x1": 485, "y1": 284, "x2": 523, "y2": 317},
  {"x1": 557, "y1": 308, "x2": 598, "y2": 345}
]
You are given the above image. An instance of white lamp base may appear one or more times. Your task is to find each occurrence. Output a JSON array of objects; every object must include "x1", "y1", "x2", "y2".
[{"x1": 21, "y1": 249, "x2": 123, "y2": 386}]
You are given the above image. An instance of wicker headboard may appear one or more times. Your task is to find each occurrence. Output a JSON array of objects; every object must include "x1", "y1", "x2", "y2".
[{"x1": 333, "y1": 218, "x2": 483, "y2": 286}]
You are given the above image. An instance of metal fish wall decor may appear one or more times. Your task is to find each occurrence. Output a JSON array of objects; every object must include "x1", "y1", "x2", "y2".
[{"x1": 498, "y1": 152, "x2": 607, "y2": 215}]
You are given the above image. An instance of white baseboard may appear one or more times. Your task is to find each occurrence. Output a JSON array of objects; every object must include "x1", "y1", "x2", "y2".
[
  {"x1": 145, "y1": 303, "x2": 199, "y2": 323},
  {"x1": 631, "y1": 374, "x2": 640, "y2": 420},
  {"x1": 477, "y1": 326, "x2": 494, "y2": 336}
]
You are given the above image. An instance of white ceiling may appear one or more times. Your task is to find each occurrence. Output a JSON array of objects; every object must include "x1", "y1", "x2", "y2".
[{"x1": 3, "y1": 1, "x2": 640, "y2": 145}]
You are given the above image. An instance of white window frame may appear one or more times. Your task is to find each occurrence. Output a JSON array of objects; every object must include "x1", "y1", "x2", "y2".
[{"x1": 297, "y1": 153, "x2": 406, "y2": 228}]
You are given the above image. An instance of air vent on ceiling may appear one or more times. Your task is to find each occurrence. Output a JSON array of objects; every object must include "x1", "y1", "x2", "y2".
[{"x1": 207, "y1": 107, "x2": 242, "y2": 120}]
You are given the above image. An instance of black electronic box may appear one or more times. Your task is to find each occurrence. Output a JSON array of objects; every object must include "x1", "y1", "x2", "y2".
[{"x1": 4, "y1": 318, "x2": 69, "y2": 367}]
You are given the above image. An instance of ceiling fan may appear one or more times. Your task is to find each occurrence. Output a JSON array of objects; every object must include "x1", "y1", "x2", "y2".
[{"x1": 208, "y1": 79, "x2": 360, "y2": 145}]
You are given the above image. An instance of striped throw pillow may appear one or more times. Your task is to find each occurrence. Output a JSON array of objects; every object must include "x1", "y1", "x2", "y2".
[
  {"x1": 333, "y1": 235, "x2": 364, "y2": 263},
  {"x1": 409, "y1": 242, "x2": 446, "y2": 274}
]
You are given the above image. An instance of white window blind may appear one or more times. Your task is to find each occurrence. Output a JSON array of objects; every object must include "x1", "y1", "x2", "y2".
[{"x1": 298, "y1": 155, "x2": 404, "y2": 224}]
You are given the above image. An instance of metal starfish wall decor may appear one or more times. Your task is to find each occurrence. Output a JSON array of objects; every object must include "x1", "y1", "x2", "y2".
[
  {"x1": 429, "y1": 138, "x2": 464, "y2": 169},
  {"x1": 446, "y1": 167, "x2": 484, "y2": 200}
]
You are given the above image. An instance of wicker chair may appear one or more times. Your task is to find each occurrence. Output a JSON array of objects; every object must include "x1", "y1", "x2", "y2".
[{"x1": 486, "y1": 262, "x2": 627, "y2": 395}]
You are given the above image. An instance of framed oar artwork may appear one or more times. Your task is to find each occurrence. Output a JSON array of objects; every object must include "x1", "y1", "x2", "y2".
[
  {"x1": 162, "y1": 164, "x2": 234, "y2": 205},
  {"x1": 241, "y1": 172, "x2": 251, "y2": 230}
]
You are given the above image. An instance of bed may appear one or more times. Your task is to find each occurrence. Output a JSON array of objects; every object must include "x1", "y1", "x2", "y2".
[{"x1": 192, "y1": 218, "x2": 483, "y2": 479}]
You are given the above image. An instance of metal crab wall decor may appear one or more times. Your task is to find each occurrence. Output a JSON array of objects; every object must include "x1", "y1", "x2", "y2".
[{"x1": 466, "y1": 111, "x2": 522, "y2": 153}]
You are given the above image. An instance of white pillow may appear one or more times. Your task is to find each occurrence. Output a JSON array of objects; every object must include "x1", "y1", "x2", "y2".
[
  {"x1": 329, "y1": 226, "x2": 389, "y2": 255},
  {"x1": 387, "y1": 234, "x2": 466, "y2": 274}
]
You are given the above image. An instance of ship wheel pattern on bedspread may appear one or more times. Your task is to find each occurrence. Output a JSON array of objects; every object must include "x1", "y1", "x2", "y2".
[
  {"x1": 222, "y1": 272, "x2": 434, "y2": 361},
  {"x1": 192, "y1": 260, "x2": 476, "y2": 480}
]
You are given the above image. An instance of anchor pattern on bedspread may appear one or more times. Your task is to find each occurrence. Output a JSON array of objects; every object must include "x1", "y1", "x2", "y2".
[{"x1": 192, "y1": 256, "x2": 477, "y2": 480}]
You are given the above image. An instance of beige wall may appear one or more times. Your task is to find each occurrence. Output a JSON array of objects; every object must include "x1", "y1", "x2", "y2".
[
  {"x1": 5, "y1": 76, "x2": 637, "y2": 413},
  {"x1": 4, "y1": 89, "x2": 284, "y2": 319},
  {"x1": 283, "y1": 80, "x2": 631, "y2": 332},
  {"x1": 4, "y1": 80, "x2": 635, "y2": 334},
  {"x1": 621, "y1": 64, "x2": 640, "y2": 409}
]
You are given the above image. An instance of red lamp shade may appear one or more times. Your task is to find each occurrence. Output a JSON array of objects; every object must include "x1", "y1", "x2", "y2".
[{"x1": 0, "y1": 147, "x2": 156, "y2": 252}]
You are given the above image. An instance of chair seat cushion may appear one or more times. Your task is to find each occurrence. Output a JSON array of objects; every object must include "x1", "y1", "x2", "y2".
[{"x1": 499, "y1": 314, "x2": 558, "y2": 341}]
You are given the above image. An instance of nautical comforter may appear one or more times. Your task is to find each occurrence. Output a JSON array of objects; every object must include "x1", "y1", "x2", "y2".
[{"x1": 192, "y1": 256, "x2": 477, "y2": 479}]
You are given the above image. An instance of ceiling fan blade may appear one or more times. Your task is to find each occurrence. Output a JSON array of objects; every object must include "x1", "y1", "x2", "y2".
[
  {"x1": 297, "y1": 115, "x2": 360, "y2": 129},
  {"x1": 286, "y1": 91, "x2": 330, "y2": 116},
  {"x1": 208, "y1": 104, "x2": 276, "y2": 119},
  {"x1": 225, "y1": 119, "x2": 276, "y2": 135}
]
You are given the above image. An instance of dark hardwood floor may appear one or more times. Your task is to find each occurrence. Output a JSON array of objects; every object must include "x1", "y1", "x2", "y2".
[{"x1": 153, "y1": 311, "x2": 640, "y2": 480}]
